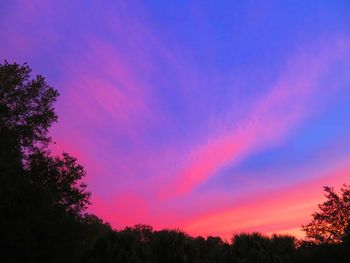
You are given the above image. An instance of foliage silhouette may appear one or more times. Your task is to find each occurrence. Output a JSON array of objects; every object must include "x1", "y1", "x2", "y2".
[
  {"x1": 0, "y1": 60, "x2": 58, "y2": 150},
  {"x1": 232, "y1": 232, "x2": 295, "y2": 263},
  {"x1": 0, "y1": 61, "x2": 96, "y2": 262},
  {"x1": 1, "y1": 61, "x2": 350, "y2": 262},
  {"x1": 302, "y1": 185, "x2": 350, "y2": 244}
]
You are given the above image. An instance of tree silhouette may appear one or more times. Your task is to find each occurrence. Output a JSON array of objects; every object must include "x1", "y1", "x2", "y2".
[
  {"x1": 232, "y1": 233, "x2": 295, "y2": 263},
  {"x1": 0, "y1": 60, "x2": 58, "y2": 150},
  {"x1": 302, "y1": 185, "x2": 350, "y2": 244},
  {"x1": 341, "y1": 220, "x2": 350, "y2": 245},
  {"x1": 26, "y1": 150, "x2": 90, "y2": 216},
  {"x1": 0, "y1": 61, "x2": 91, "y2": 262}
]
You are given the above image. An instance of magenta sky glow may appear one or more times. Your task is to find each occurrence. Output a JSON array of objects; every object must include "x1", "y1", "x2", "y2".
[{"x1": 1, "y1": 0, "x2": 350, "y2": 240}]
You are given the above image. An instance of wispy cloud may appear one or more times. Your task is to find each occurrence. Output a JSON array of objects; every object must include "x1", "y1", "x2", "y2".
[
  {"x1": 163, "y1": 38, "x2": 350, "y2": 197},
  {"x1": 183, "y1": 160, "x2": 350, "y2": 239}
]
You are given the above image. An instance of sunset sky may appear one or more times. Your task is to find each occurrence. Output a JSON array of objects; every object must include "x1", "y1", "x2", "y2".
[{"x1": 1, "y1": 0, "x2": 350, "y2": 240}]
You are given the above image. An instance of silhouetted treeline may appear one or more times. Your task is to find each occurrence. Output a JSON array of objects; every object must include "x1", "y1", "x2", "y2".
[
  {"x1": 82, "y1": 225, "x2": 350, "y2": 263},
  {"x1": 1, "y1": 61, "x2": 350, "y2": 262}
]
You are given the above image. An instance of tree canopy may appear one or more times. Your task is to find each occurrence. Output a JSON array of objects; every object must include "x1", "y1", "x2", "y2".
[
  {"x1": 0, "y1": 60, "x2": 58, "y2": 150},
  {"x1": 302, "y1": 185, "x2": 350, "y2": 244},
  {"x1": 0, "y1": 61, "x2": 94, "y2": 262}
]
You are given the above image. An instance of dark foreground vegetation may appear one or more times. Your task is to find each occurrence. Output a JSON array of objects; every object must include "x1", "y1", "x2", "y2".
[{"x1": 1, "y1": 61, "x2": 350, "y2": 262}]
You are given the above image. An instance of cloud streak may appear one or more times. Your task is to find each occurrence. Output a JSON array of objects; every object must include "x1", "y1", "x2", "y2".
[
  {"x1": 166, "y1": 38, "x2": 350, "y2": 197},
  {"x1": 183, "y1": 160, "x2": 350, "y2": 239}
]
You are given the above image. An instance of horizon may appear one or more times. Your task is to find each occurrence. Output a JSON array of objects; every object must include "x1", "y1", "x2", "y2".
[{"x1": 1, "y1": 0, "x2": 350, "y2": 240}]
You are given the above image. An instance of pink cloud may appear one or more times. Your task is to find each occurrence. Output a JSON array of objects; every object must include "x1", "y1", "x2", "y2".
[
  {"x1": 60, "y1": 38, "x2": 154, "y2": 128},
  {"x1": 182, "y1": 161, "x2": 350, "y2": 240},
  {"x1": 89, "y1": 192, "x2": 150, "y2": 230},
  {"x1": 163, "y1": 38, "x2": 350, "y2": 197}
]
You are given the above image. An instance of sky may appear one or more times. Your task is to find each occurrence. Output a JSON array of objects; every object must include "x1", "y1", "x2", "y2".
[{"x1": 1, "y1": 0, "x2": 350, "y2": 240}]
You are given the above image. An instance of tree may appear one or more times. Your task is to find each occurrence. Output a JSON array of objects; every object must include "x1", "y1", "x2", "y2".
[
  {"x1": 0, "y1": 61, "x2": 92, "y2": 262},
  {"x1": 26, "y1": 150, "x2": 90, "y2": 216},
  {"x1": 231, "y1": 233, "x2": 295, "y2": 263},
  {"x1": 232, "y1": 233, "x2": 272, "y2": 263},
  {"x1": 342, "y1": 221, "x2": 350, "y2": 245},
  {"x1": 151, "y1": 229, "x2": 188, "y2": 263},
  {"x1": 0, "y1": 60, "x2": 59, "y2": 204},
  {"x1": 0, "y1": 60, "x2": 58, "y2": 150},
  {"x1": 302, "y1": 185, "x2": 350, "y2": 244}
]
